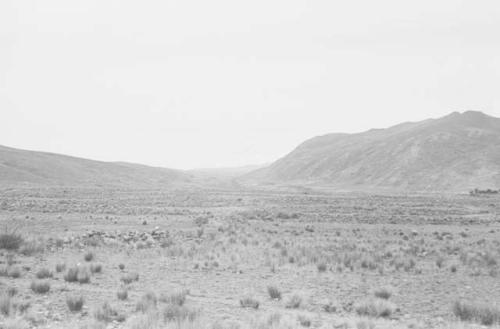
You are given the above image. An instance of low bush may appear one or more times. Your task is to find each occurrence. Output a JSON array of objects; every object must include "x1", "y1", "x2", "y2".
[
  {"x1": 30, "y1": 280, "x2": 51, "y2": 294},
  {"x1": 67, "y1": 294, "x2": 84, "y2": 312},
  {"x1": 355, "y1": 299, "x2": 395, "y2": 318},
  {"x1": 240, "y1": 297, "x2": 259, "y2": 309},
  {"x1": 453, "y1": 300, "x2": 500, "y2": 326},
  {"x1": 267, "y1": 286, "x2": 282, "y2": 300}
]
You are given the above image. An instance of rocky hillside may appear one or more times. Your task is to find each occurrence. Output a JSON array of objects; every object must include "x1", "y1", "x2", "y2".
[{"x1": 248, "y1": 111, "x2": 500, "y2": 191}]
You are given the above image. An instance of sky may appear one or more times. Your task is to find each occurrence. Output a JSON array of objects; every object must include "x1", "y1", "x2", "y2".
[{"x1": 1, "y1": 0, "x2": 500, "y2": 169}]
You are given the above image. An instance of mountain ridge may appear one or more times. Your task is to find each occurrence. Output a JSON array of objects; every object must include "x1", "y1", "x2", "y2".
[{"x1": 246, "y1": 111, "x2": 500, "y2": 191}]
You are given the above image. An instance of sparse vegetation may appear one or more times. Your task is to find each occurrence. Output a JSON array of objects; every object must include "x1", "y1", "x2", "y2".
[
  {"x1": 121, "y1": 272, "x2": 139, "y2": 284},
  {"x1": 373, "y1": 286, "x2": 393, "y2": 300},
  {"x1": 240, "y1": 297, "x2": 260, "y2": 309},
  {"x1": 93, "y1": 302, "x2": 121, "y2": 323},
  {"x1": 36, "y1": 268, "x2": 53, "y2": 279},
  {"x1": 67, "y1": 294, "x2": 85, "y2": 312},
  {"x1": 117, "y1": 288, "x2": 128, "y2": 300},
  {"x1": 30, "y1": 280, "x2": 51, "y2": 294},
  {"x1": 84, "y1": 251, "x2": 95, "y2": 262},
  {"x1": 0, "y1": 228, "x2": 23, "y2": 251},
  {"x1": 285, "y1": 295, "x2": 302, "y2": 309},
  {"x1": 267, "y1": 285, "x2": 282, "y2": 300},
  {"x1": 55, "y1": 263, "x2": 66, "y2": 273},
  {"x1": 159, "y1": 290, "x2": 188, "y2": 306},
  {"x1": 64, "y1": 266, "x2": 90, "y2": 284},
  {"x1": 90, "y1": 263, "x2": 102, "y2": 273},
  {"x1": 355, "y1": 299, "x2": 395, "y2": 318},
  {"x1": 453, "y1": 300, "x2": 500, "y2": 326}
]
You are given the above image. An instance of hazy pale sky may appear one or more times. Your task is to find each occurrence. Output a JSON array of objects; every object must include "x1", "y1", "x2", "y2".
[{"x1": 2, "y1": 0, "x2": 500, "y2": 169}]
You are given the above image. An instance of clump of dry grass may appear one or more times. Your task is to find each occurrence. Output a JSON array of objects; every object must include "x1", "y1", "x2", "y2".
[
  {"x1": 267, "y1": 286, "x2": 282, "y2": 300},
  {"x1": 30, "y1": 280, "x2": 50, "y2": 294},
  {"x1": 0, "y1": 292, "x2": 13, "y2": 316},
  {"x1": 136, "y1": 292, "x2": 158, "y2": 313},
  {"x1": 90, "y1": 263, "x2": 102, "y2": 274},
  {"x1": 36, "y1": 268, "x2": 53, "y2": 279},
  {"x1": 64, "y1": 266, "x2": 91, "y2": 284},
  {"x1": 317, "y1": 262, "x2": 327, "y2": 272},
  {"x1": 285, "y1": 295, "x2": 302, "y2": 309},
  {"x1": 0, "y1": 228, "x2": 23, "y2": 251},
  {"x1": 67, "y1": 294, "x2": 85, "y2": 312},
  {"x1": 19, "y1": 238, "x2": 45, "y2": 256},
  {"x1": 373, "y1": 286, "x2": 393, "y2": 300},
  {"x1": 121, "y1": 272, "x2": 139, "y2": 284},
  {"x1": 240, "y1": 297, "x2": 260, "y2": 309},
  {"x1": 453, "y1": 300, "x2": 500, "y2": 326},
  {"x1": 93, "y1": 302, "x2": 123, "y2": 323},
  {"x1": 117, "y1": 287, "x2": 128, "y2": 300},
  {"x1": 355, "y1": 299, "x2": 395, "y2": 318},
  {"x1": 162, "y1": 304, "x2": 199, "y2": 322},
  {"x1": 55, "y1": 263, "x2": 66, "y2": 273},
  {"x1": 159, "y1": 290, "x2": 188, "y2": 306},
  {"x1": 84, "y1": 251, "x2": 94, "y2": 262}
]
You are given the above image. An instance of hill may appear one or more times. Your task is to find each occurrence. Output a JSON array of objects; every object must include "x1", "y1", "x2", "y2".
[
  {"x1": 0, "y1": 145, "x2": 191, "y2": 188},
  {"x1": 247, "y1": 111, "x2": 500, "y2": 191}
]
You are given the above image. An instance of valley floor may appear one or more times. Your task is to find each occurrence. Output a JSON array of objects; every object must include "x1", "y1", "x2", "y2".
[{"x1": 0, "y1": 186, "x2": 499, "y2": 329}]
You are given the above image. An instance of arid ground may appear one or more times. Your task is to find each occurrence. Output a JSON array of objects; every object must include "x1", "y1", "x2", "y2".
[{"x1": 1, "y1": 186, "x2": 499, "y2": 329}]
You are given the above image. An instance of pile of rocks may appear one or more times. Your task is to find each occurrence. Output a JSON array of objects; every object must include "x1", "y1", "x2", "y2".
[{"x1": 77, "y1": 227, "x2": 170, "y2": 248}]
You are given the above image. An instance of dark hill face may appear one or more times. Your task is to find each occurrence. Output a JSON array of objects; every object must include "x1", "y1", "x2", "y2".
[
  {"x1": 0, "y1": 145, "x2": 191, "y2": 188},
  {"x1": 249, "y1": 111, "x2": 500, "y2": 191}
]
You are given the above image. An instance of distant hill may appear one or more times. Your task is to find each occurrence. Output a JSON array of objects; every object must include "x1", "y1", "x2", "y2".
[
  {"x1": 0, "y1": 145, "x2": 192, "y2": 188},
  {"x1": 247, "y1": 111, "x2": 500, "y2": 191}
]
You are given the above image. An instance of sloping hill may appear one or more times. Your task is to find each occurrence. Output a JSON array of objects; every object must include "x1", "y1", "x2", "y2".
[
  {"x1": 248, "y1": 111, "x2": 500, "y2": 191},
  {"x1": 0, "y1": 145, "x2": 191, "y2": 188}
]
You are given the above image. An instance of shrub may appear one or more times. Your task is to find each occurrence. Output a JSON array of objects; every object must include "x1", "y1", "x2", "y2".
[
  {"x1": 373, "y1": 286, "x2": 393, "y2": 300},
  {"x1": 84, "y1": 252, "x2": 94, "y2": 262},
  {"x1": 159, "y1": 290, "x2": 188, "y2": 306},
  {"x1": 267, "y1": 286, "x2": 282, "y2": 300},
  {"x1": 117, "y1": 288, "x2": 128, "y2": 300},
  {"x1": 64, "y1": 266, "x2": 90, "y2": 284},
  {"x1": 90, "y1": 263, "x2": 102, "y2": 274},
  {"x1": 285, "y1": 295, "x2": 302, "y2": 309},
  {"x1": 19, "y1": 239, "x2": 44, "y2": 255},
  {"x1": 298, "y1": 315, "x2": 312, "y2": 327},
  {"x1": 77, "y1": 267, "x2": 91, "y2": 284},
  {"x1": 67, "y1": 294, "x2": 84, "y2": 312},
  {"x1": 36, "y1": 268, "x2": 53, "y2": 279},
  {"x1": 436, "y1": 256, "x2": 445, "y2": 268},
  {"x1": 240, "y1": 297, "x2": 260, "y2": 309},
  {"x1": 93, "y1": 302, "x2": 119, "y2": 323},
  {"x1": 30, "y1": 280, "x2": 50, "y2": 294},
  {"x1": 0, "y1": 229, "x2": 23, "y2": 251},
  {"x1": 453, "y1": 300, "x2": 500, "y2": 325},
  {"x1": 136, "y1": 292, "x2": 157, "y2": 312},
  {"x1": 162, "y1": 304, "x2": 198, "y2": 322},
  {"x1": 64, "y1": 267, "x2": 79, "y2": 282},
  {"x1": 56, "y1": 263, "x2": 66, "y2": 273},
  {"x1": 0, "y1": 293, "x2": 13, "y2": 316},
  {"x1": 355, "y1": 299, "x2": 395, "y2": 318},
  {"x1": 317, "y1": 262, "x2": 327, "y2": 272},
  {"x1": 121, "y1": 272, "x2": 139, "y2": 284},
  {"x1": 323, "y1": 299, "x2": 338, "y2": 313},
  {"x1": 118, "y1": 263, "x2": 125, "y2": 270}
]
